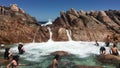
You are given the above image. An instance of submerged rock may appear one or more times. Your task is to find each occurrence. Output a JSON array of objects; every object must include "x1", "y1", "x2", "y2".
[
  {"x1": 48, "y1": 60, "x2": 103, "y2": 68},
  {"x1": 97, "y1": 54, "x2": 120, "y2": 64},
  {"x1": 73, "y1": 65, "x2": 103, "y2": 68},
  {"x1": 51, "y1": 51, "x2": 69, "y2": 56}
]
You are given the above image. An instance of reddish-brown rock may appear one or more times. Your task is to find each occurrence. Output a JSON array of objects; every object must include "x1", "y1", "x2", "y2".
[{"x1": 52, "y1": 9, "x2": 120, "y2": 42}]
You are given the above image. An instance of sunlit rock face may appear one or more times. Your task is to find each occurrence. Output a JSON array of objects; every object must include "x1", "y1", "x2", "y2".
[
  {"x1": 52, "y1": 9, "x2": 120, "y2": 41},
  {"x1": 0, "y1": 4, "x2": 49, "y2": 44},
  {"x1": 52, "y1": 27, "x2": 68, "y2": 41},
  {"x1": 97, "y1": 54, "x2": 120, "y2": 64},
  {"x1": 10, "y1": 4, "x2": 19, "y2": 12}
]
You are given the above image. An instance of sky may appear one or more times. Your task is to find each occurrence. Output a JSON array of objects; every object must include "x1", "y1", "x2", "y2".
[{"x1": 0, "y1": 0, "x2": 120, "y2": 21}]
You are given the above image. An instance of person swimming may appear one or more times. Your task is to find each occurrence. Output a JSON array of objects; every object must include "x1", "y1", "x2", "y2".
[
  {"x1": 52, "y1": 55, "x2": 60, "y2": 68},
  {"x1": 110, "y1": 43, "x2": 119, "y2": 56},
  {"x1": 4, "y1": 48, "x2": 13, "y2": 60},
  {"x1": 18, "y1": 43, "x2": 25, "y2": 54},
  {"x1": 7, "y1": 55, "x2": 19, "y2": 68},
  {"x1": 100, "y1": 46, "x2": 106, "y2": 55}
]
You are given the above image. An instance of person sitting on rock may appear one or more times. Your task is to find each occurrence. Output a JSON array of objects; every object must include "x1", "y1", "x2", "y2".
[
  {"x1": 52, "y1": 55, "x2": 60, "y2": 68},
  {"x1": 110, "y1": 43, "x2": 119, "y2": 56},
  {"x1": 18, "y1": 44, "x2": 25, "y2": 54},
  {"x1": 100, "y1": 46, "x2": 106, "y2": 55},
  {"x1": 4, "y1": 48, "x2": 13, "y2": 60},
  {"x1": 105, "y1": 35, "x2": 111, "y2": 47}
]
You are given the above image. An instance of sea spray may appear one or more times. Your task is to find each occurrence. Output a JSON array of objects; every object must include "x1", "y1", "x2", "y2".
[{"x1": 47, "y1": 27, "x2": 53, "y2": 42}]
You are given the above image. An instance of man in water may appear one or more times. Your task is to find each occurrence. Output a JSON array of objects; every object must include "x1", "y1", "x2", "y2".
[
  {"x1": 18, "y1": 43, "x2": 25, "y2": 54},
  {"x1": 110, "y1": 43, "x2": 119, "y2": 56},
  {"x1": 100, "y1": 46, "x2": 106, "y2": 55},
  {"x1": 52, "y1": 55, "x2": 59, "y2": 68}
]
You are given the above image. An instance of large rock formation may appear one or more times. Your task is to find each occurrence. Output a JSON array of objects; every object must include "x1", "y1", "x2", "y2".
[
  {"x1": 0, "y1": 4, "x2": 49, "y2": 44},
  {"x1": 52, "y1": 8, "x2": 120, "y2": 41},
  {"x1": 0, "y1": 4, "x2": 120, "y2": 44}
]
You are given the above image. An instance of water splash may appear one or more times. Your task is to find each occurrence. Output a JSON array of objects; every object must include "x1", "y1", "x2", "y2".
[
  {"x1": 41, "y1": 19, "x2": 52, "y2": 26},
  {"x1": 47, "y1": 27, "x2": 53, "y2": 42},
  {"x1": 66, "y1": 29, "x2": 72, "y2": 41}
]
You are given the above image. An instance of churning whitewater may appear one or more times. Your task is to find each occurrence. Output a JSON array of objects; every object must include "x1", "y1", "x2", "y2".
[{"x1": 10, "y1": 41, "x2": 110, "y2": 62}]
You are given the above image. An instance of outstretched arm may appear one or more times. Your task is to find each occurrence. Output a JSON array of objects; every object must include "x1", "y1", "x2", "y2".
[{"x1": 18, "y1": 64, "x2": 26, "y2": 66}]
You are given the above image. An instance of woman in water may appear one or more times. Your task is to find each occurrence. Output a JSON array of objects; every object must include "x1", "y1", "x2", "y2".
[
  {"x1": 52, "y1": 55, "x2": 60, "y2": 68},
  {"x1": 7, "y1": 55, "x2": 19, "y2": 68},
  {"x1": 7, "y1": 55, "x2": 26, "y2": 68}
]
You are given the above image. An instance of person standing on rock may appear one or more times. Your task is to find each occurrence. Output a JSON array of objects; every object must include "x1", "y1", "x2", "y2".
[
  {"x1": 105, "y1": 35, "x2": 111, "y2": 47},
  {"x1": 52, "y1": 55, "x2": 60, "y2": 68},
  {"x1": 110, "y1": 43, "x2": 119, "y2": 56}
]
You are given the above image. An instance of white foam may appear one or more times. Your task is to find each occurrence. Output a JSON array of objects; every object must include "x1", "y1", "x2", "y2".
[
  {"x1": 66, "y1": 29, "x2": 72, "y2": 41},
  {"x1": 9, "y1": 41, "x2": 113, "y2": 62},
  {"x1": 41, "y1": 19, "x2": 52, "y2": 26}
]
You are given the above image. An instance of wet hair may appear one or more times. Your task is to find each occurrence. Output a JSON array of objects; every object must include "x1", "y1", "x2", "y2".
[
  {"x1": 100, "y1": 46, "x2": 106, "y2": 51},
  {"x1": 113, "y1": 43, "x2": 117, "y2": 47},
  {"x1": 54, "y1": 55, "x2": 60, "y2": 60},
  {"x1": 12, "y1": 55, "x2": 19, "y2": 65},
  {"x1": 5, "y1": 48, "x2": 10, "y2": 52}
]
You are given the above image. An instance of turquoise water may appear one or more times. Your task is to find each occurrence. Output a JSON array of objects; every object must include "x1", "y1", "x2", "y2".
[
  {"x1": 0, "y1": 42, "x2": 119, "y2": 68},
  {"x1": 1, "y1": 53, "x2": 117, "y2": 68}
]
